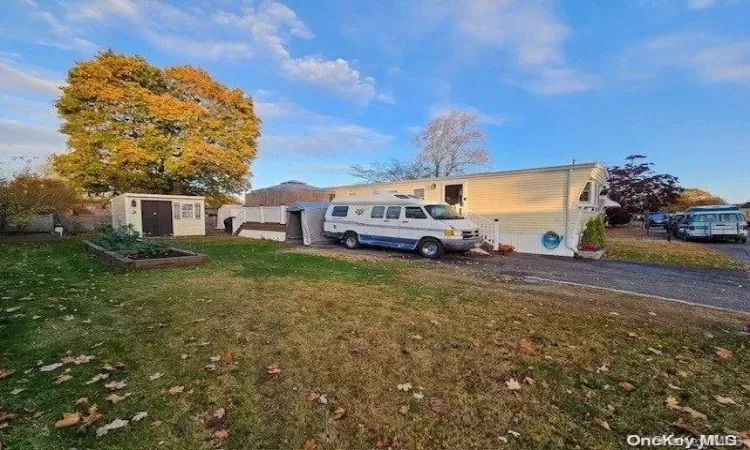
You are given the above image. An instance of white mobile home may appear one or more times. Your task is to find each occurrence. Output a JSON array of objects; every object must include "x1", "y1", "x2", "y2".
[
  {"x1": 327, "y1": 162, "x2": 615, "y2": 257},
  {"x1": 110, "y1": 193, "x2": 206, "y2": 237}
]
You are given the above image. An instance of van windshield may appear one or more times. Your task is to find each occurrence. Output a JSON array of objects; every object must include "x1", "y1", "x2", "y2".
[{"x1": 425, "y1": 204, "x2": 463, "y2": 220}]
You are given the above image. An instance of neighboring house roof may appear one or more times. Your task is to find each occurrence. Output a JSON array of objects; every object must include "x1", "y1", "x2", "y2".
[
  {"x1": 251, "y1": 180, "x2": 323, "y2": 193},
  {"x1": 326, "y1": 162, "x2": 604, "y2": 190}
]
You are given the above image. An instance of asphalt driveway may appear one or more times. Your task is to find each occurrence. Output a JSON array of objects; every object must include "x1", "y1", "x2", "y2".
[
  {"x1": 437, "y1": 253, "x2": 750, "y2": 313},
  {"x1": 705, "y1": 241, "x2": 750, "y2": 263}
]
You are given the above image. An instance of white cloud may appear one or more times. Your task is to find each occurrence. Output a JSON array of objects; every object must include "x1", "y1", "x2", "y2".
[
  {"x1": 18, "y1": 0, "x2": 98, "y2": 53},
  {"x1": 418, "y1": 0, "x2": 595, "y2": 96},
  {"x1": 0, "y1": 120, "x2": 65, "y2": 156},
  {"x1": 144, "y1": 31, "x2": 254, "y2": 61},
  {"x1": 687, "y1": 0, "x2": 717, "y2": 9},
  {"x1": 64, "y1": 0, "x2": 379, "y2": 103},
  {"x1": 262, "y1": 125, "x2": 393, "y2": 156},
  {"x1": 427, "y1": 104, "x2": 512, "y2": 127},
  {"x1": 0, "y1": 61, "x2": 61, "y2": 96},
  {"x1": 377, "y1": 92, "x2": 395, "y2": 104},
  {"x1": 280, "y1": 57, "x2": 376, "y2": 104},
  {"x1": 630, "y1": 32, "x2": 750, "y2": 84},
  {"x1": 69, "y1": 0, "x2": 139, "y2": 21}
]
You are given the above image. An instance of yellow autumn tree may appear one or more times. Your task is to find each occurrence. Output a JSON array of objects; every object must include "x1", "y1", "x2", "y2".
[
  {"x1": 53, "y1": 50, "x2": 260, "y2": 197},
  {"x1": 669, "y1": 188, "x2": 727, "y2": 211}
]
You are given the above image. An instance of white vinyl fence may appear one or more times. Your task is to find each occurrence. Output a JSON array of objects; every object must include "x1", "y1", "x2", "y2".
[{"x1": 231, "y1": 206, "x2": 287, "y2": 235}]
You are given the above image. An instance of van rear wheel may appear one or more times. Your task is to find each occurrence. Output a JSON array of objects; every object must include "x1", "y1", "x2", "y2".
[
  {"x1": 343, "y1": 231, "x2": 359, "y2": 249},
  {"x1": 417, "y1": 238, "x2": 443, "y2": 259}
]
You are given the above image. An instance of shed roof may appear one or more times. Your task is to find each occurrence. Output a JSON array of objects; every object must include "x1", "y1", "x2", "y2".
[{"x1": 287, "y1": 201, "x2": 329, "y2": 212}]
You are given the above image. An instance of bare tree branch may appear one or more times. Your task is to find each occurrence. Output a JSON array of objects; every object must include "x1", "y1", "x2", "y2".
[{"x1": 413, "y1": 110, "x2": 489, "y2": 177}]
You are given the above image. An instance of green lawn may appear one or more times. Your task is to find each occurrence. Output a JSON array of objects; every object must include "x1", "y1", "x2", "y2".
[{"x1": 1, "y1": 237, "x2": 749, "y2": 449}]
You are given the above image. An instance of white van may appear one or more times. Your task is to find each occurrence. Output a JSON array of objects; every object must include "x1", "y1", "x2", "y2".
[{"x1": 323, "y1": 194, "x2": 482, "y2": 258}]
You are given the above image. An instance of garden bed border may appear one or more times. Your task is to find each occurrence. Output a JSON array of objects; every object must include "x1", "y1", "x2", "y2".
[{"x1": 84, "y1": 240, "x2": 208, "y2": 268}]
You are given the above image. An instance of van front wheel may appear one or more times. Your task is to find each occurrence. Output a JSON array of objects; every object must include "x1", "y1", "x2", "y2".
[
  {"x1": 343, "y1": 231, "x2": 359, "y2": 249},
  {"x1": 417, "y1": 238, "x2": 444, "y2": 259}
]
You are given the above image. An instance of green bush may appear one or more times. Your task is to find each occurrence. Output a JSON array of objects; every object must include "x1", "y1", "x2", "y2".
[
  {"x1": 581, "y1": 216, "x2": 606, "y2": 249},
  {"x1": 92, "y1": 223, "x2": 167, "y2": 255}
]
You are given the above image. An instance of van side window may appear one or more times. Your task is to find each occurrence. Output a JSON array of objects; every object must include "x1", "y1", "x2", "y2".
[
  {"x1": 720, "y1": 213, "x2": 738, "y2": 222},
  {"x1": 371, "y1": 206, "x2": 385, "y2": 218},
  {"x1": 331, "y1": 206, "x2": 349, "y2": 217},
  {"x1": 405, "y1": 207, "x2": 427, "y2": 219},
  {"x1": 386, "y1": 206, "x2": 401, "y2": 219}
]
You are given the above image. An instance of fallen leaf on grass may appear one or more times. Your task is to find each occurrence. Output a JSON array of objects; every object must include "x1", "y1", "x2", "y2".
[
  {"x1": 305, "y1": 392, "x2": 320, "y2": 402},
  {"x1": 715, "y1": 347, "x2": 733, "y2": 359},
  {"x1": 81, "y1": 405, "x2": 102, "y2": 425},
  {"x1": 168, "y1": 386, "x2": 184, "y2": 395},
  {"x1": 55, "y1": 412, "x2": 81, "y2": 428},
  {"x1": 349, "y1": 347, "x2": 369, "y2": 357},
  {"x1": 666, "y1": 396, "x2": 708, "y2": 420},
  {"x1": 85, "y1": 373, "x2": 109, "y2": 385},
  {"x1": 671, "y1": 419, "x2": 703, "y2": 437},
  {"x1": 75, "y1": 397, "x2": 88, "y2": 405},
  {"x1": 668, "y1": 384, "x2": 684, "y2": 391},
  {"x1": 596, "y1": 420, "x2": 611, "y2": 431},
  {"x1": 204, "y1": 364, "x2": 217, "y2": 372},
  {"x1": 429, "y1": 398, "x2": 449, "y2": 414},
  {"x1": 96, "y1": 418, "x2": 129, "y2": 437},
  {"x1": 317, "y1": 395, "x2": 328, "y2": 405},
  {"x1": 39, "y1": 362, "x2": 64, "y2": 372},
  {"x1": 376, "y1": 437, "x2": 389, "y2": 448},
  {"x1": 505, "y1": 378, "x2": 522, "y2": 391},
  {"x1": 647, "y1": 348, "x2": 663, "y2": 355},
  {"x1": 743, "y1": 384, "x2": 750, "y2": 392},
  {"x1": 54, "y1": 373, "x2": 73, "y2": 384},
  {"x1": 265, "y1": 363, "x2": 281, "y2": 377},
  {"x1": 10, "y1": 388, "x2": 25, "y2": 395},
  {"x1": 209, "y1": 356, "x2": 221, "y2": 362},
  {"x1": 517, "y1": 338, "x2": 536, "y2": 356},
  {"x1": 301, "y1": 438, "x2": 317, "y2": 450},
  {"x1": 523, "y1": 376, "x2": 535, "y2": 386},
  {"x1": 507, "y1": 430, "x2": 521, "y2": 438},
  {"x1": 412, "y1": 392, "x2": 424, "y2": 400},
  {"x1": 104, "y1": 380, "x2": 126, "y2": 390},
  {"x1": 396, "y1": 383, "x2": 412, "y2": 392},
  {"x1": 149, "y1": 372, "x2": 164, "y2": 381},
  {"x1": 0, "y1": 369, "x2": 14, "y2": 380},
  {"x1": 61, "y1": 355, "x2": 95, "y2": 365},
  {"x1": 220, "y1": 350, "x2": 235, "y2": 365},
  {"x1": 619, "y1": 381, "x2": 635, "y2": 391},
  {"x1": 714, "y1": 395, "x2": 739, "y2": 406},
  {"x1": 332, "y1": 407, "x2": 346, "y2": 420},
  {"x1": 399, "y1": 405, "x2": 409, "y2": 415},
  {"x1": 131, "y1": 412, "x2": 148, "y2": 422},
  {"x1": 106, "y1": 393, "x2": 130, "y2": 403},
  {"x1": 212, "y1": 429, "x2": 229, "y2": 445}
]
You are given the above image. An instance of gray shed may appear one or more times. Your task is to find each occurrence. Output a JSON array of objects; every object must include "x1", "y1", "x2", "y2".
[{"x1": 286, "y1": 202, "x2": 329, "y2": 246}]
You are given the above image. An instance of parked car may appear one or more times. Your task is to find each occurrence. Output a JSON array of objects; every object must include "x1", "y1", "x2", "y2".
[
  {"x1": 665, "y1": 212, "x2": 685, "y2": 237},
  {"x1": 323, "y1": 194, "x2": 482, "y2": 258},
  {"x1": 645, "y1": 212, "x2": 668, "y2": 229},
  {"x1": 676, "y1": 211, "x2": 748, "y2": 243}
]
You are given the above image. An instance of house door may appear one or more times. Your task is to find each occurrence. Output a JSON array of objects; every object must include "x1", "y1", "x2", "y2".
[
  {"x1": 141, "y1": 200, "x2": 174, "y2": 236},
  {"x1": 443, "y1": 184, "x2": 464, "y2": 214}
]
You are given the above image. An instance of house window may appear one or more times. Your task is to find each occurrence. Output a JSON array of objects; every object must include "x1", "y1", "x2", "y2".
[
  {"x1": 195, "y1": 203, "x2": 202, "y2": 219},
  {"x1": 386, "y1": 206, "x2": 401, "y2": 219},
  {"x1": 371, "y1": 206, "x2": 385, "y2": 218},
  {"x1": 173, "y1": 203, "x2": 181, "y2": 220},
  {"x1": 413, "y1": 188, "x2": 425, "y2": 199},
  {"x1": 331, "y1": 206, "x2": 349, "y2": 217},
  {"x1": 405, "y1": 207, "x2": 427, "y2": 219},
  {"x1": 181, "y1": 203, "x2": 194, "y2": 219},
  {"x1": 579, "y1": 182, "x2": 593, "y2": 203}
]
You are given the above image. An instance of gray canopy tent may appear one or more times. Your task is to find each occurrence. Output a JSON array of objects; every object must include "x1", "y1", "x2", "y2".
[{"x1": 286, "y1": 202, "x2": 329, "y2": 246}]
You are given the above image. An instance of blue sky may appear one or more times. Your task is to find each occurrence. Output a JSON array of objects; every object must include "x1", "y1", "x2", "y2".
[{"x1": 0, "y1": 0, "x2": 748, "y2": 202}]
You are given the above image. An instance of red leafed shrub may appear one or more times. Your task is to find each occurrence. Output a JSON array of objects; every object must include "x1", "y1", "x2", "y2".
[
  {"x1": 578, "y1": 242, "x2": 600, "y2": 252},
  {"x1": 498, "y1": 244, "x2": 515, "y2": 255}
]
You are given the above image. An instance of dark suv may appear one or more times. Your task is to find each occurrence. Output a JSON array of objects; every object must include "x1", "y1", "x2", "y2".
[{"x1": 645, "y1": 212, "x2": 668, "y2": 229}]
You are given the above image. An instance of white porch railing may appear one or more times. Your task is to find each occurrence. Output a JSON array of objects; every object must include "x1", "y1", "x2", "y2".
[
  {"x1": 232, "y1": 206, "x2": 287, "y2": 235},
  {"x1": 465, "y1": 212, "x2": 500, "y2": 250}
]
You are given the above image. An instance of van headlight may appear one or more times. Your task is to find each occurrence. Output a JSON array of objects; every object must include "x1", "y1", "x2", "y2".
[{"x1": 443, "y1": 228, "x2": 459, "y2": 236}]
